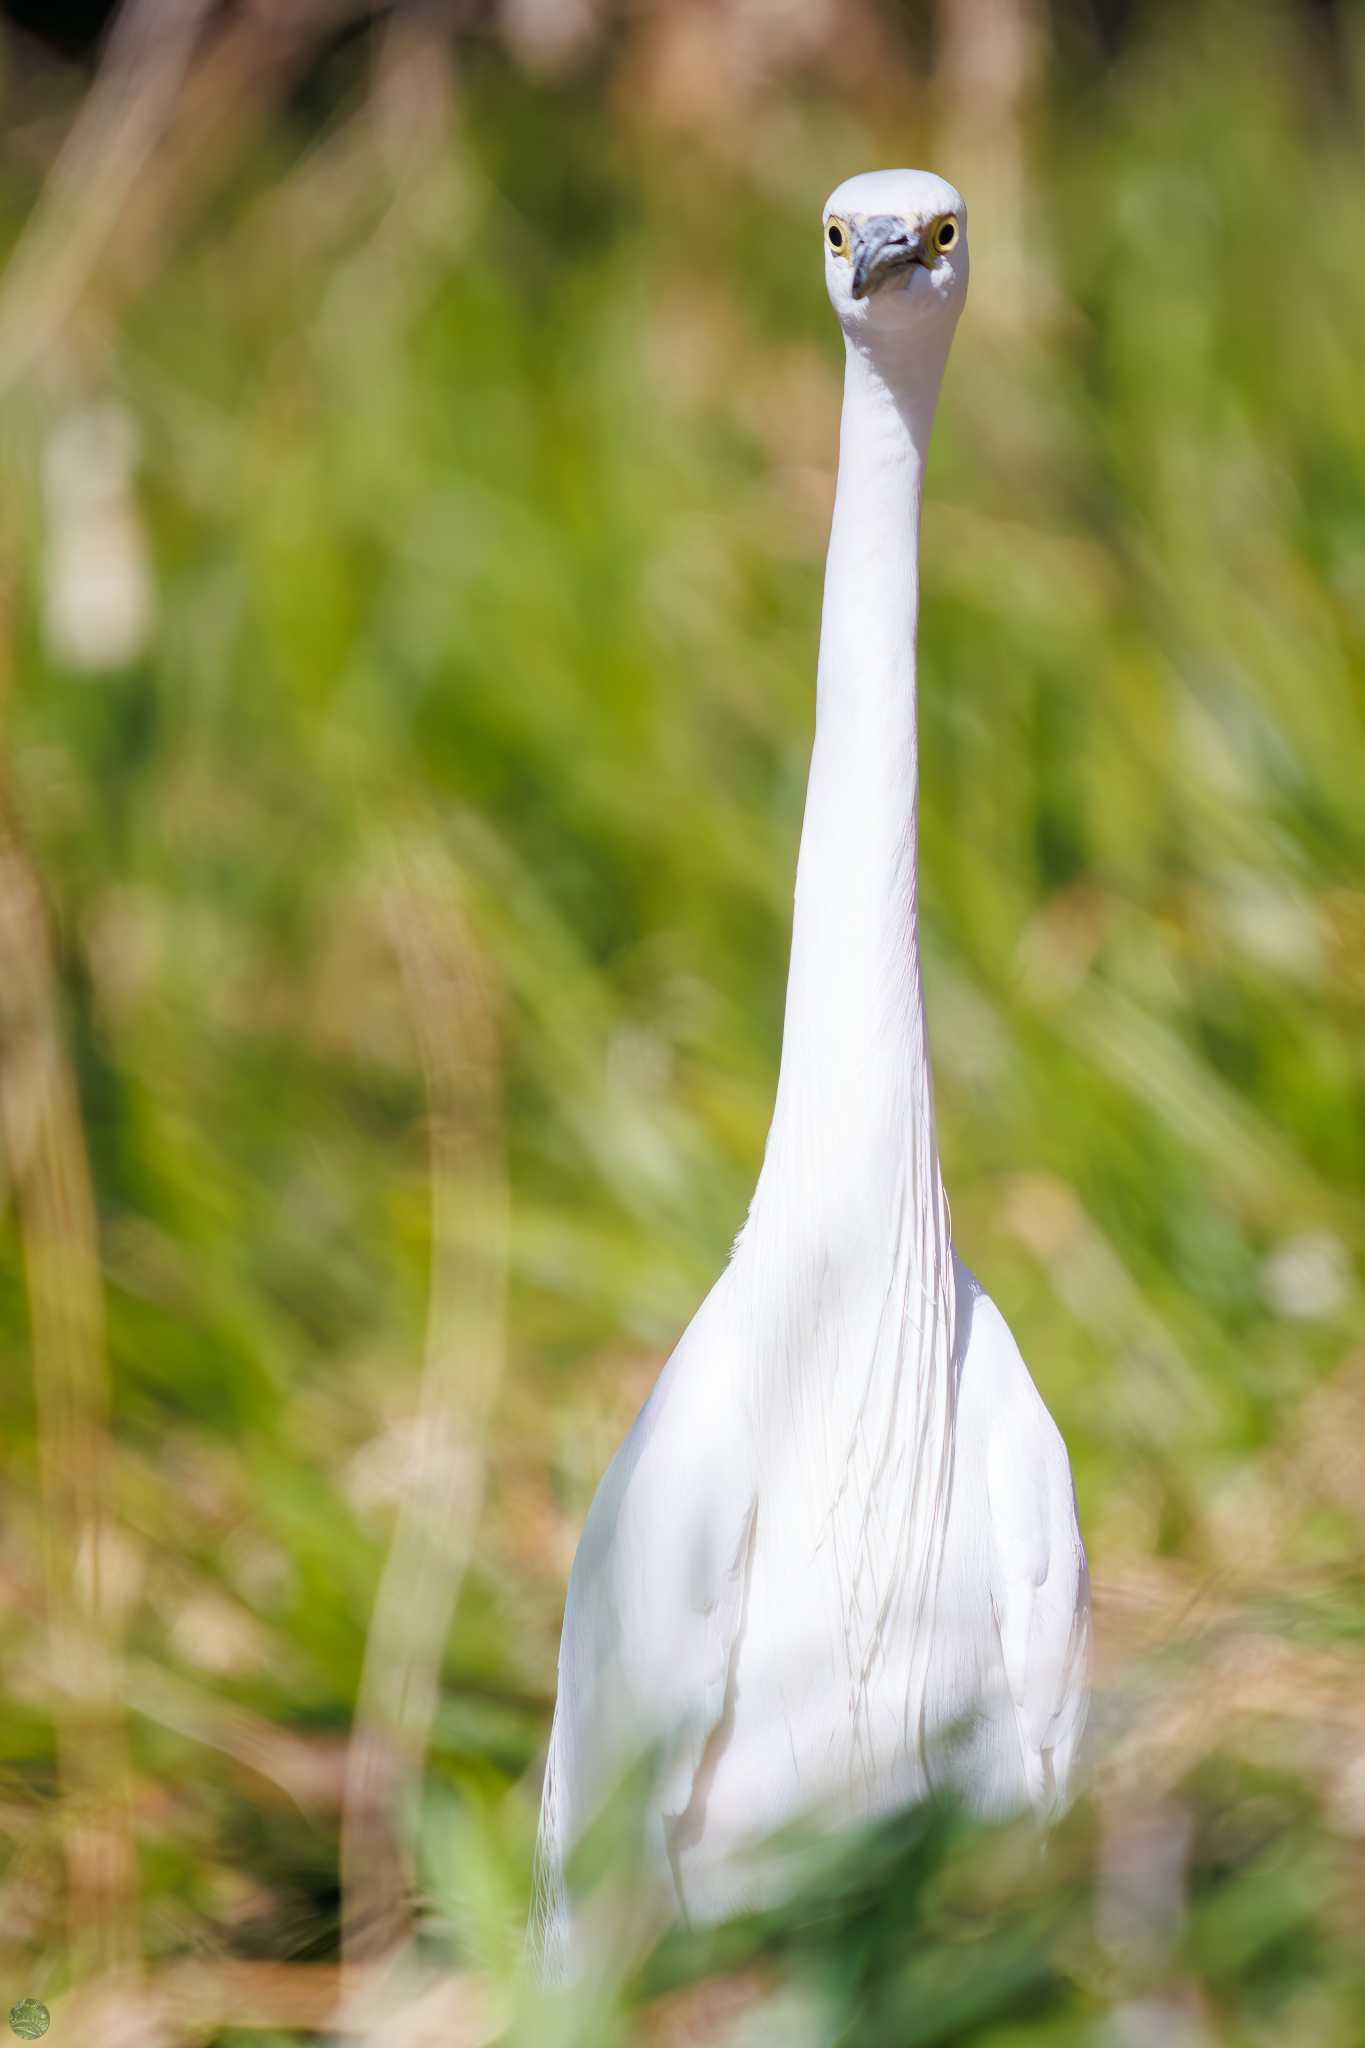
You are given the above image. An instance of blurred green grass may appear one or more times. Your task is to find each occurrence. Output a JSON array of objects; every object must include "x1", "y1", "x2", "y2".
[{"x1": 0, "y1": 2, "x2": 1363, "y2": 2040}]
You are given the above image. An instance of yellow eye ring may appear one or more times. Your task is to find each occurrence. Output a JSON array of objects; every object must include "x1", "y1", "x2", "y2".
[
  {"x1": 933, "y1": 217, "x2": 959, "y2": 253},
  {"x1": 826, "y1": 217, "x2": 849, "y2": 257}
]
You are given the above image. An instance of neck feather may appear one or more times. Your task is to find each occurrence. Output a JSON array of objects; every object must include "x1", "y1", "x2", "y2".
[
  {"x1": 737, "y1": 327, "x2": 960, "y2": 1740},
  {"x1": 748, "y1": 329, "x2": 953, "y2": 1264}
]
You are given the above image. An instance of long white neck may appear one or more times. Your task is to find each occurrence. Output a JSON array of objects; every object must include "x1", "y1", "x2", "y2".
[
  {"x1": 748, "y1": 325, "x2": 954, "y2": 1272},
  {"x1": 738, "y1": 319, "x2": 962, "y2": 1750}
]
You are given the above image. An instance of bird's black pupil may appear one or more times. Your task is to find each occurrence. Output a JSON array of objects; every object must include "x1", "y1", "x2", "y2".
[
  {"x1": 939, "y1": 224, "x2": 955, "y2": 246},
  {"x1": 828, "y1": 224, "x2": 841, "y2": 247}
]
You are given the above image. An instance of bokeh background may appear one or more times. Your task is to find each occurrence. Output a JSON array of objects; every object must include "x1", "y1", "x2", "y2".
[{"x1": 0, "y1": 0, "x2": 1363, "y2": 2040}]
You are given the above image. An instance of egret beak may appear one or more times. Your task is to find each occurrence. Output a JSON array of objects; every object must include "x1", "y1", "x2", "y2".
[{"x1": 851, "y1": 216, "x2": 927, "y2": 301}]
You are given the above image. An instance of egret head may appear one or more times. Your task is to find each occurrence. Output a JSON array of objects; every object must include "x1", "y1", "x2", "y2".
[{"x1": 823, "y1": 169, "x2": 968, "y2": 352}]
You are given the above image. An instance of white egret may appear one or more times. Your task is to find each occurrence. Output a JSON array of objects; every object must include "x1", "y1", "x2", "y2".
[{"x1": 534, "y1": 169, "x2": 1089, "y2": 1970}]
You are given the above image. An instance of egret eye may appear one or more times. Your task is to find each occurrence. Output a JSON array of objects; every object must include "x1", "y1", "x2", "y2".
[
  {"x1": 933, "y1": 217, "x2": 959, "y2": 253},
  {"x1": 826, "y1": 219, "x2": 848, "y2": 255}
]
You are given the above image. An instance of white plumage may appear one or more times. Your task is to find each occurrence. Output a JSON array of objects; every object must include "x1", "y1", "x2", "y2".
[{"x1": 535, "y1": 169, "x2": 1089, "y2": 1971}]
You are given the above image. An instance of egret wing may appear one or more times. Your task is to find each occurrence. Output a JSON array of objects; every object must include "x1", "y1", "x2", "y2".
[{"x1": 986, "y1": 1408, "x2": 1089, "y2": 1813}]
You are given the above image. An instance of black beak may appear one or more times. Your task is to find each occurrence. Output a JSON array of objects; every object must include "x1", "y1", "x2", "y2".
[{"x1": 851, "y1": 216, "x2": 927, "y2": 300}]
